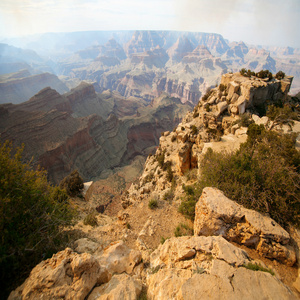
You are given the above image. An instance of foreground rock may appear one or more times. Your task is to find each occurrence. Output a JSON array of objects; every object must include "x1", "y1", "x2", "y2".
[
  {"x1": 194, "y1": 187, "x2": 296, "y2": 266},
  {"x1": 147, "y1": 236, "x2": 297, "y2": 300},
  {"x1": 9, "y1": 241, "x2": 142, "y2": 300},
  {"x1": 8, "y1": 248, "x2": 111, "y2": 300}
]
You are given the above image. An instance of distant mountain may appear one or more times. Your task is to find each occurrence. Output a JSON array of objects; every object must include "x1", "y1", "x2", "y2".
[
  {"x1": 2, "y1": 30, "x2": 300, "y2": 100},
  {"x1": 0, "y1": 70, "x2": 69, "y2": 104}
]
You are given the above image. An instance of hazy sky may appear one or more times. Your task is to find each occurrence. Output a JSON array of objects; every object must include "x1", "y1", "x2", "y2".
[{"x1": 1, "y1": 0, "x2": 299, "y2": 48}]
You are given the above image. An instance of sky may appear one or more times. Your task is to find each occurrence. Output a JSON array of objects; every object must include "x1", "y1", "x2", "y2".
[{"x1": 0, "y1": 0, "x2": 300, "y2": 48}]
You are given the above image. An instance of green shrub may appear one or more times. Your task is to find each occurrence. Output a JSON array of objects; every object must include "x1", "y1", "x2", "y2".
[
  {"x1": 148, "y1": 199, "x2": 158, "y2": 209},
  {"x1": 266, "y1": 104, "x2": 298, "y2": 130},
  {"x1": 156, "y1": 150, "x2": 166, "y2": 169},
  {"x1": 83, "y1": 213, "x2": 98, "y2": 227},
  {"x1": 0, "y1": 141, "x2": 75, "y2": 299},
  {"x1": 178, "y1": 184, "x2": 202, "y2": 220},
  {"x1": 163, "y1": 190, "x2": 174, "y2": 202},
  {"x1": 198, "y1": 128, "x2": 300, "y2": 227},
  {"x1": 202, "y1": 87, "x2": 213, "y2": 101},
  {"x1": 205, "y1": 104, "x2": 211, "y2": 112},
  {"x1": 234, "y1": 113, "x2": 254, "y2": 128},
  {"x1": 243, "y1": 263, "x2": 274, "y2": 276},
  {"x1": 174, "y1": 223, "x2": 193, "y2": 237},
  {"x1": 240, "y1": 68, "x2": 255, "y2": 77},
  {"x1": 275, "y1": 70, "x2": 285, "y2": 80},
  {"x1": 191, "y1": 125, "x2": 198, "y2": 135},
  {"x1": 165, "y1": 162, "x2": 173, "y2": 182},
  {"x1": 219, "y1": 83, "x2": 226, "y2": 92},
  {"x1": 256, "y1": 70, "x2": 273, "y2": 80},
  {"x1": 193, "y1": 111, "x2": 199, "y2": 118},
  {"x1": 160, "y1": 236, "x2": 170, "y2": 244},
  {"x1": 59, "y1": 170, "x2": 84, "y2": 196}
]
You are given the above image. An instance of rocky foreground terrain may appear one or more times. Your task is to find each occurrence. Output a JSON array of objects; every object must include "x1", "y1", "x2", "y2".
[{"x1": 7, "y1": 72, "x2": 300, "y2": 299}]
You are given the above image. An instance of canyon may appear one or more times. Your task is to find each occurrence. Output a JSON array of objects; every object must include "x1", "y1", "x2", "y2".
[
  {"x1": 0, "y1": 82, "x2": 191, "y2": 183},
  {"x1": 7, "y1": 72, "x2": 300, "y2": 300}
]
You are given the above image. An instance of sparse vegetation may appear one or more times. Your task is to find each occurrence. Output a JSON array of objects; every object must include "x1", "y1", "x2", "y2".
[
  {"x1": 160, "y1": 236, "x2": 170, "y2": 244},
  {"x1": 233, "y1": 113, "x2": 254, "y2": 128},
  {"x1": 148, "y1": 198, "x2": 158, "y2": 209},
  {"x1": 143, "y1": 172, "x2": 154, "y2": 185},
  {"x1": 178, "y1": 184, "x2": 202, "y2": 220},
  {"x1": 174, "y1": 223, "x2": 194, "y2": 237},
  {"x1": 205, "y1": 104, "x2": 211, "y2": 112},
  {"x1": 240, "y1": 68, "x2": 273, "y2": 80},
  {"x1": 59, "y1": 169, "x2": 84, "y2": 197},
  {"x1": 240, "y1": 68, "x2": 255, "y2": 77},
  {"x1": 83, "y1": 213, "x2": 98, "y2": 227},
  {"x1": 202, "y1": 87, "x2": 213, "y2": 101},
  {"x1": 193, "y1": 111, "x2": 199, "y2": 118},
  {"x1": 266, "y1": 104, "x2": 298, "y2": 130},
  {"x1": 163, "y1": 189, "x2": 174, "y2": 202},
  {"x1": 165, "y1": 162, "x2": 174, "y2": 182},
  {"x1": 191, "y1": 125, "x2": 198, "y2": 135},
  {"x1": 243, "y1": 263, "x2": 275, "y2": 276},
  {"x1": 219, "y1": 83, "x2": 227, "y2": 92},
  {"x1": 256, "y1": 69, "x2": 273, "y2": 80},
  {"x1": 156, "y1": 150, "x2": 166, "y2": 169},
  {"x1": 198, "y1": 124, "x2": 300, "y2": 227},
  {"x1": 275, "y1": 70, "x2": 285, "y2": 80}
]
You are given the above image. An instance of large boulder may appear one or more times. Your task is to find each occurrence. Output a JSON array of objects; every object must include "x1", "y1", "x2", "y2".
[
  {"x1": 194, "y1": 187, "x2": 296, "y2": 266},
  {"x1": 8, "y1": 248, "x2": 111, "y2": 300},
  {"x1": 99, "y1": 240, "x2": 142, "y2": 275},
  {"x1": 147, "y1": 236, "x2": 297, "y2": 300}
]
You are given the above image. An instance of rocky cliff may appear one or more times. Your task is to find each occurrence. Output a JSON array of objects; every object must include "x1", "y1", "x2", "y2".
[
  {"x1": 0, "y1": 84, "x2": 191, "y2": 183},
  {"x1": 0, "y1": 71, "x2": 69, "y2": 104}
]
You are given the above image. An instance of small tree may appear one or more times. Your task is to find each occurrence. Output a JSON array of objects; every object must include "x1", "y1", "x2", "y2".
[
  {"x1": 59, "y1": 170, "x2": 84, "y2": 196},
  {"x1": 275, "y1": 70, "x2": 285, "y2": 80}
]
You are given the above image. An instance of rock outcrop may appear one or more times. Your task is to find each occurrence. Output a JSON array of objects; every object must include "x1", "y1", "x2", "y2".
[
  {"x1": 8, "y1": 241, "x2": 143, "y2": 300},
  {"x1": 8, "y1": 248, "x2": 111, "y2": 300},
  {"x1": 147, "y1": 236, "x2": 297, "y2": 300},
  {"x1": 194, "y1": 187, "x2": 296, "y2": 266}
]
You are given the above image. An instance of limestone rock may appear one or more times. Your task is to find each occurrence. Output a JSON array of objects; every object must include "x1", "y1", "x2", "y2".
[
  {"x1": 147, "y1": 269, "x2": 193, "y2": 300},
  {"x1": 150, "y1": 236, "x2": 249, "y2": 269},
  {"x1": 194, "y1": 187, "x2": 296, "y2": 266},
  {"x1": 8, "y1": 248, "x2": 111, "y2": 300},
  {"x1": 74, "y1": 238, "x2": 102, "y2": 254},
  {"x1": 88, "y1": 273, "x2": 142, "y2": 300},
  {"x1": 99, "y1": 240, "x2": 142, "y2": 275},
  {"x1": 215, "y1": 101, "x2": 228, "y2": 117},
  {"x1": 147, "y1": 235, "x2": 297, "y2": 300}
]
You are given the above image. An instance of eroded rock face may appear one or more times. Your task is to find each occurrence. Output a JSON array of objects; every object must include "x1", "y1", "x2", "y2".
[
  {"x1": 0, "y1": 72, "x2": 69, "y2": 104},
  {"x1": 194, "y1": 187, "x2": 296, "y2": 266},
  {"x1": 8, "y1": 241, "x2": 143, "y2": 300},
  {"x1": 88, "y1": 273, "x2": 142, "y2": 300},
  {"x1": 220, "y1": 72, "x2": 293, "y2": 115},
  {"x1": 147, "y1": 236, "x2": 297, "y2": 300},
  {"x1": 8, "y1": 248, "x2": 111, "y2": 300},
  {"x1": 99, "y1": 240, "x2": 142, "y2": 275}
]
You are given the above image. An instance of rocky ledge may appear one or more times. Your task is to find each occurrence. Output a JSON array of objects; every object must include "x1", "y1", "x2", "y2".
[{"x1": 9, "y1": 188, "x2": 300, "y2": 299}]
